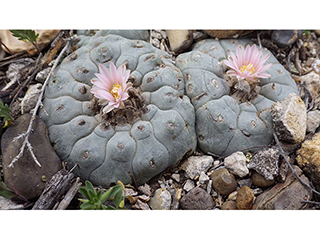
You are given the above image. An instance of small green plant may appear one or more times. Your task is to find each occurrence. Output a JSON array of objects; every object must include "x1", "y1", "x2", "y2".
[
  {"x1": 302, "y1": 30, "x2": 311, "y2": 36},
  {"x1": 9, "y1": 30, "x2": 40, "y2": 54},
  {"x1": 78, "y1": 180, "x2": 126, "y2": 210},
  {"x1": 0, "y1": 177, "x2": 28, "y2": 202},
  {"x1": 0, "y1": 99, "x2": 13, "y2": 128},
  {"x1": 0, "y1": 178, "x2": 14, "y2": 199}
]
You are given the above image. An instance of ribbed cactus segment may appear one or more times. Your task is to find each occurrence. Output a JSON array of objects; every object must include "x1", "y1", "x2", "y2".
[
  {"x1": 39, "y1": 31, "x2": 196, "y2": 187},
  {"x1": 176, "y1": 38, "x2": 299, "y2": 156}
]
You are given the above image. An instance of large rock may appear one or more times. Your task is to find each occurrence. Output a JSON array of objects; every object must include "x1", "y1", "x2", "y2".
[
  {"x1": 271, "y1": 93, "x2": 307, "y2": 144},
  {"x1": 203, "y1": 30, "x2": 252, "y2": 39},
  {"x1": 1, "y1": 114, "x2": 62, "y2": 200},
  {"x1": 247, "y1": 146, "x2": 280, "y2": 181},
  {"x1": 296, "y1": 132, "x2": 320, "y2": 191},
  {"x1": 166, "y1": 30, "x2": 193, "y2": 54},
  {"x1": 252, "y1": 165, "x2": 312, "y2": 210},
  {"x1": 180, "y1": 186, "x2": 215, "y2": 210}
]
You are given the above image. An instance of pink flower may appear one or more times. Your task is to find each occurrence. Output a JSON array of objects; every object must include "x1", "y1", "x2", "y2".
[
  {"x1": 224, "y1": 44, "x2": 273, "y2": 84},
  {"x1": 90, "y1": 62, "x2": 132, "y2": 113}
]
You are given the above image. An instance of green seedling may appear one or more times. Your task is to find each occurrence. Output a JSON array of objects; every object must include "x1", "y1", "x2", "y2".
[
  {"x1": 0, "y1": 99, "x2": 13, "y2": 128},
  {"x1": 0, "y1": 177, "x2": 28, "y2": 202},
  {"x1": 10, "y1": 30, "x2": 40, "y2": 54},
  {"x1": 78, "y1": 180, "x2": 126, "y2": 210}
]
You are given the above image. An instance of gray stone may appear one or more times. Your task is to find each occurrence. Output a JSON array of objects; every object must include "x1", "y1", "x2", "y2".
[
  {"x1": 298, "y1": 71, "x2": 320, "y2": 102},
  {"x1": 148, "y1": 188, "x2": 172, "y2": 210},
  {"x1": 133, "y1": 199, "x2": 151, "y2": 210},
  {"x1": 307, "y1": 110, "x2": 320, "y2": 133},
  {"x1": 138, "y1": 183, "x2": 152, "y2": 196},
  {"x1": 20, "y1": 83, "x2": 42, "y2": 114},
  {"x1": 271, "y1": 93, "x2": 307, "y2": 144},
  {"x1": 1, "y1": 113, "x2": 62, "y2": 200},
  {"x1": 6, "y1": 58, "x2": 34, "y2": 83},
  {"x1": 271, "y1": 30, "x2": 301, "y2": 48},
  {"x1": 171, "y1": 173, "x2": 180, "y2": 183},
  {"x1": 183, "y1": 179, "x2": 195, "y2": 192},
  {"x1": 180, "y1": 155, "x2": 213, "y2": 180},
  {"x1": 180, "y1": 186, "x2": 215, "y2": 210},
  {"x1": 171, "y1": 188, "x2": 182, "y2": 210},
  {"x1": 198, "y1": 171, "x2": 209, "y2": 184},
  {"x1": 237, "y1": 178, "x2": 252, "y2": 188},
  {"x1": 35, "y1": 67, "x2": 51, "y2": 83},
  {"x1": 224, "y1": 151, "x2": 249, "y2": 178},
  {"x1": 247, "y1": 146, "x2": 280, "y2": 181}
]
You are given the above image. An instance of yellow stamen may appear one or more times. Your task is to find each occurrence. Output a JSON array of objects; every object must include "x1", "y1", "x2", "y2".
[
  {"x1": 110, "y1": 83, "x2": 121, "y2": 100},
  {"x1": 240, "y1": 63, "x2": 255, "y2": 74}
]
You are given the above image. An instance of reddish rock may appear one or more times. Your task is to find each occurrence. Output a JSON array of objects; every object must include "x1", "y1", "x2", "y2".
[
  {"x1": 296, "y1": 131, "x2": 320, "y2": 191},
  {"x1": 236, "y1": 186, "x2": 255, "y2": 210},
  {"x1": 252, "y1": 165, "x2": 312, "y2": 210},
  {"x1": 180, "y1": 186, "x2": 214, "y2": 210},
  {"x1": 221, "y1": 200, "x2": 237, "y2": 210},
  {"x1": 211, "y1": 168, "x2": 237, "y2": 196},
  {"x1": 1, "y1": 114, "x2": 62, "y2": 200}
]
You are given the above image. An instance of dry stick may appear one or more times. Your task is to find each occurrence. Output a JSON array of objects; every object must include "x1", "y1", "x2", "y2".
[
  {"x1": 8, "y1": 37, "x2": 73, "y2": 168},
  {"x1": 272, "y1": 131, "x2": 320, "y2": 196},
  {"x1": 297, "y1": 82, "x2": 314, "y2": 112}
]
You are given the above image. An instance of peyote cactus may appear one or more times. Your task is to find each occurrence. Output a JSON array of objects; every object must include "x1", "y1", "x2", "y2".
[
  {"x1": 176, "y1": 38, "x2": 299, "y2": 156},
  {"x1": 39, "y1": 31, "x2": 196, "y2": 187}
]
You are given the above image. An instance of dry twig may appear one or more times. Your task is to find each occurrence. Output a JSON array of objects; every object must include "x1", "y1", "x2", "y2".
[
  {"x1": 8, "y1": 35, "x2": 74, "y2": 168},
  {"x1": 272, "y1": 130, "x2": 320, "y2": 196}
]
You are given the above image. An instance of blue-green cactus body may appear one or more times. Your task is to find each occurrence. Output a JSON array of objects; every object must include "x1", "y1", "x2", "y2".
[
  {"x1": 39, "y1": 31, "x2": 196, "y2": 187},
  {"x1": 176, "y1": 38, "x2": 299, "y2": 156}
]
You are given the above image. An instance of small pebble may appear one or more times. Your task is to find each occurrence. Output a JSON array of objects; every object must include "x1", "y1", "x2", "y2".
[
  {"x1": 236, "y1": 186, "x2": 255, "y2": 210},
  {"x1": 133, "y1": 199, "x2": 151, "y2": 210},
  {"x1": 171, "y1": 173, "x2": 180, "y2": 183},
  {"x1": 221, "y1": 200, "x2": 237, "y2": 210},
  {"x1": 20, "y1": 83, "x2": 42, "y2": 114},
  {"x1": 138, "y1": 183, "x2": 152, "y2": 196},
  {"x1": 207, "y1": 179, "x2": 212, "y2": 194},
  {"x1": 148, "y1": 188, "x2": 171, "y2": 210},
  {"x1": 180, "y1": 155, "x2": 213, "y2": 180},
  {"x1": 211, "y1": 168, "x2": 237, "y2": 196},
  {"x1": 228, "y1": 191, "x2": 238, "y2": 201},
  {"x1": 237, "y1": 178, "x2": 252, "y2": 188},
  {"x1": 183, "y1": 179, "x2": 195, "y2": 192},
  {"x1": 213, "y1": 160, "x2": 220, "y2": 167},
  {"x1": 199, "y1": 171, "x2": 209, "y2": 184},
  {"x1": 307, "y1": 110, "x2": 320, "y2": 133},
  {"x1": 35, "y1": 67, "x2": 51, "y2": 83},
  {"x1": 251, "y1": 171, "x2": 276, "y2": 188},
  {"x1": 224, "y1": 151, "x2": 249, "y2": 178}
]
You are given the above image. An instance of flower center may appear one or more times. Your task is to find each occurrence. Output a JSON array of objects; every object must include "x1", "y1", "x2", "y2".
[
  {"x1": 240, "y1": 63, "x2": 255, "y2": 74},
  {"x1": 110, "y1": 83, "x2": 122, "y2": 100}
]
